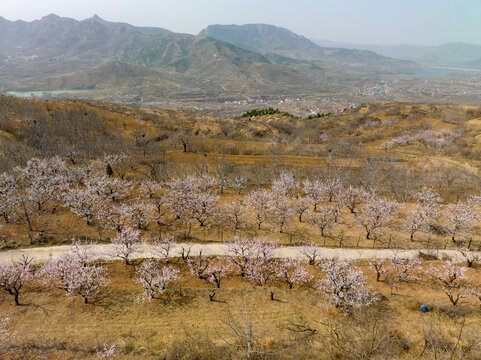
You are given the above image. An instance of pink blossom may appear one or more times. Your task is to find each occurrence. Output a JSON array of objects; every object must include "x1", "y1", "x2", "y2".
[
  {"x1": 429, "y1": 259, "x2": 468, "y2": 306},
  {"x1": 151, "y1": 234, "x2": 176, "y2": 263},
  {"x1": 205, "y1": 257, "x2": 234, "y2": 288},
  {"x1": 40, "y1": 255, "x2": 109, "y2": 304},
  {"x1": 356, "y1": 198, "x2": 397, "y2": 239},
  {"x1": 245, "y1": 189, "x2": 272, "y2": 230},
  {"x1": 135, "y1": 260, "x2": 179, "y2": 302},
  {"x1": 110, "y1": 228, "x2": 144, "y2": 265},
  {"x1": 299, "y1": 243, "x2": 322, "y2": 265},
  {"x1": 275, "y1": 258, "x2": 312, "y2": 289},
  {"x1": 317, "y1": 259, "x2": 376, "y2": 312},
  {"x1": 308, "y1": 206, "x2": 340, "y2": 237},
  {"x1": 96, "y1": 343, "x2": 116, "y2": 359},
  {"x1": 0, "y1": 256, "x2": 35, "y2": 305}
]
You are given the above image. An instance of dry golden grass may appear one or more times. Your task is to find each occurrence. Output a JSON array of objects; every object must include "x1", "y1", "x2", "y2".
[
  {"x1": 0, "y1": 260, "x2": 319, "y2": 359},
  {"x1": 0, "y1": 259, "x2": 480, "y2": 359}
]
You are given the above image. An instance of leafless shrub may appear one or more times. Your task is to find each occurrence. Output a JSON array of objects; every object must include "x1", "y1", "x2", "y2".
[
  {"x1": 419, "y1": 318, "x2": 481, "y2": 359},
  {"x1": 220, "y1": 300, "x2": 265, "y2": 360},
  {"x1": 319, "y1": 306, "x2": 407, "y2": 360}
]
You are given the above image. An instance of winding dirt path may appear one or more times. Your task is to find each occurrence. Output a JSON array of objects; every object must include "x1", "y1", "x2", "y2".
[{"x1": 0, "y1": 243, "x2": 470, "y2": 264}]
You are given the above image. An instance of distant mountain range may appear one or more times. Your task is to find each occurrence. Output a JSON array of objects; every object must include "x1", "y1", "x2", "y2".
[
  {"x1": 199, "y1": 24, "x2": 418, "y2": 73},
  {"x1": 465, "y1": 57, "x2": 481, "y2": 68},
  {"x1": 313, "y1": 39, "x2": 481, "y2": 68},
  {"x1": 0, "y1": 15, "x2": 419, "y2": 101}
]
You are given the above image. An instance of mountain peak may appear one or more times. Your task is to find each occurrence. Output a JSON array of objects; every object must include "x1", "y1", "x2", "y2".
[
  {"x1": 83, "y1": 14, "x2": 107, "y2": 23},
  {"x1": 199, "y1": 23, "x2": 323, "y2": 59},
  {"x1": 201, "y1": 24, "x2": 306, "y2": 39},
  {"x1": 41, "y1": 13, "x2": 61, "y2": 20},
  {"x1": 91, "y1": 14, "x2": 104, "y2": 21}
]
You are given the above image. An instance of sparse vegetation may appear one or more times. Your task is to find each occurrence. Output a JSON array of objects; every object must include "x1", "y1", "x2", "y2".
[
  {"x1": 241, "y1": 107, "x2": 295, "y2": 118},
  {"x1": 307, "y1": 112, "x2": 332, "y2": 119}
]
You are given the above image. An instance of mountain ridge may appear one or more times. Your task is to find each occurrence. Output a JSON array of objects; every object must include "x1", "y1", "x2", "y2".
[
  {"x1": 313, "y1": 39, "x2": 481, "y2": 67},
  {"x1": 0, "y1": 15, "x2": 332, "y2": 99},
  {"x1": 0, "y1": 15, "x2": 415, "y2": 101},
  {"x1": 199, "y1": 23, "x2": 418, "y2": 73}
]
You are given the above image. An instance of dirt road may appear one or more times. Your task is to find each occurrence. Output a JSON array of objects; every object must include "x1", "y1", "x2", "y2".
[{"x1": 0, "y1": 243, "x2": 469, "y2": 264}]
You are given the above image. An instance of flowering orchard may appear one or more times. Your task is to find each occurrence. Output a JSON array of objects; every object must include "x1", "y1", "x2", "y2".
[
  {"x1": 1, "y1": 157, "x2": 480, "y2": 251},
  {"x1": 0, "y1": 236, "x2": 480, "y2": 312}
]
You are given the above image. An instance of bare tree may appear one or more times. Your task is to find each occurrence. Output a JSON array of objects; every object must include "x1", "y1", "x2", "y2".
[
  {"x1": 175, "y1": 128, "x2": 192, "y2": 153},
  {"x1": 299, "y1": 243, "x2": 322, "y2": 265},
  {"x1": 419, "y1": 318, "x2": 481, "y2": 359},
  {"x1": 222, "y1": 301, "x2": 261, "y2": 360},
  {"x1": 319, "y1": 308, "x2": 402, "y2": 360}
]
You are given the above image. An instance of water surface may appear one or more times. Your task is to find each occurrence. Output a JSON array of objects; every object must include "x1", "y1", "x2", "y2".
[
  {"x1": 5, "y1": 89, "x2": 93, "y2": 98},
  {"x1": 398, "y1": 67, "x2": 480, "y2": 78}
]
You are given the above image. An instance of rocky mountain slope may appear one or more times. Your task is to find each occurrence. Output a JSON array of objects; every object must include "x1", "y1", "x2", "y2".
[
  {"x1": 0, "y1": 15, "x2": 416, "y2": 100},
  {"x1": 0, "y1": 15, "x2": 333, "y2": 98},
  {"x1": 199, "y1": 24, "x2": 418, "y2": 73}
]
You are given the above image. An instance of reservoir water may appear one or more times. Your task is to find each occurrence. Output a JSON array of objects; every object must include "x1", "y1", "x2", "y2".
[
  {"x1": 5, "y1": 89, "x2": 93, "y2": 98},
  {"x1": 398, "y1": 67, "x2": 481, "y2": 78}
]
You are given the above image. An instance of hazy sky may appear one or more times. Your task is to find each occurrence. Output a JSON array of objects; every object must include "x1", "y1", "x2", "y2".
[{"x1": 1, "y1": 0, "x2": 480, "y2": 46}]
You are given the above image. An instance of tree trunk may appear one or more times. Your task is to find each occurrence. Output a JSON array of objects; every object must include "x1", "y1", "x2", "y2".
[{"x1": 22, "y1": 201, "x2": 33, "y2": 231}]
